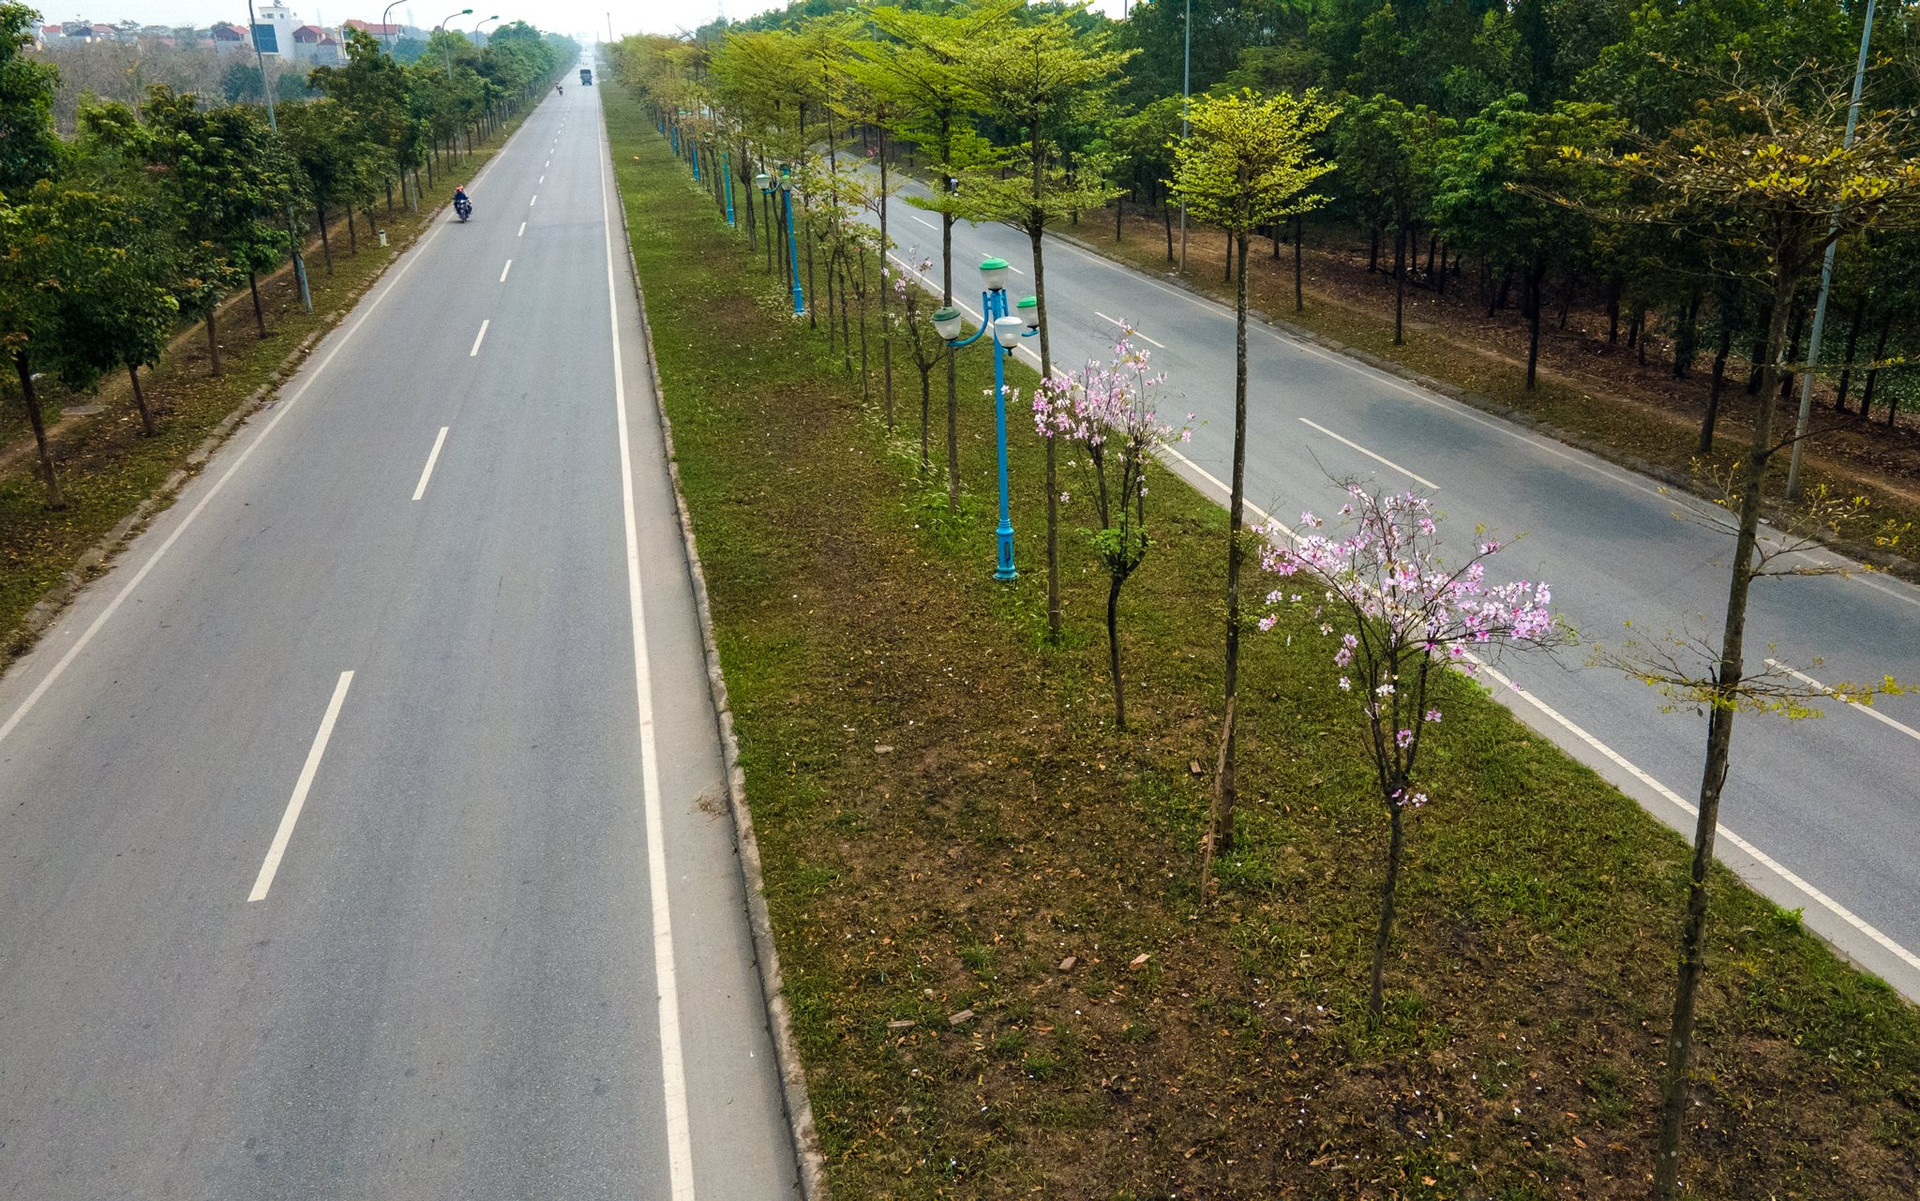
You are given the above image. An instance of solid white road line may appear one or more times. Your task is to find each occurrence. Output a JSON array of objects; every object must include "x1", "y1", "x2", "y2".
[
  {"x1": 597, "y1": 101, "x2": 696, "y2": 1199},
  {"x1": 248, "y1": 671, "x2": 354, "y2": 902},
  {"x1": 905, "y1": 211, "x2": 937, "y2": 229},
  {"x1": 412, "y1": 427, "x2": 449, "y2": 501},
  {"x1": 1092, "y1": 311, "x2": 1166, "y2": 349},
  {"x1": 1473, "y1": 656, "x2": 1920, "y2": 977},
  {"x1": 1768, "y1": 658, "x2": 1920, "y2": 744},
  {"x1": 470, "y1": 319, "x2": 489, "y2": 357},
  {"x1": 0, "y1": 202, "x2": 455, "y2": 752},
  {"x1": 518, "y1": 221, "x2": 526, "y2": 237},
  {"x1": 1298, "y1": 417, "x2": 1440, "y2": 491},
  {"x1": 500, "y1": 259, "x2": 513, "y2": 283}
]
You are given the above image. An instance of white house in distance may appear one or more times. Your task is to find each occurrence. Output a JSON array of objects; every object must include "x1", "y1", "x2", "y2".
[{"x1": 245, "y1": 1, "x2": 343, "y2": 64}]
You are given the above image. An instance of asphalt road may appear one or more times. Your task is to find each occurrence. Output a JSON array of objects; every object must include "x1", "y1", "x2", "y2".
[
  {"x1": 862, "y1": 180, "x2": 1920, "y2": 998},
  {"x1": 0, "y1": 78, "x2": 797, "y2": 1199}
]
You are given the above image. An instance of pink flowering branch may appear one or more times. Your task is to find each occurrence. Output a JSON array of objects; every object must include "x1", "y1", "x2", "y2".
[{"x1": 1258, "y1": 481, "x2": 1563, "y2": 1024}]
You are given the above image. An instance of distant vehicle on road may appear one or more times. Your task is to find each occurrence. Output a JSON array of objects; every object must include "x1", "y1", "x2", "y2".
[{"x1": 579, "y1": 67, "x2": 592, "y2": 85}]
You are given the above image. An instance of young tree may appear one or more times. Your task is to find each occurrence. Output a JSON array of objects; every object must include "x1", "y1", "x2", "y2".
[
  {"x1": 957, "y1": 8, "x2": 1133, "y2": 642},
  {"x1": 1169, "y1": 86, "x2": 1336, "y2": 852},
  {"x1": 1261, "y1": 485, "x2": 1559, "y2": 1023},
  {"x1": 887, "y1": 256, "x2": 950, "y2": 477},
  {"x1": 860, "y1": 1, "x2": 1010, "y2": 513},
  {"x1": 1033, "y1": 334, "x2": 1190, "y2": 730},
  {"x1": 1587, "y1": 75, "x2": 1920, "y2": 1201}
]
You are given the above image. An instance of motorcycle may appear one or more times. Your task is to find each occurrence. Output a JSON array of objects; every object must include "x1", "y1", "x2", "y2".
[{"x1": 454, "y1": 194, "x2": 473, "y2": 222}]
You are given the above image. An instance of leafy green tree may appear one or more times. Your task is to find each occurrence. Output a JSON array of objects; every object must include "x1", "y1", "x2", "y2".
[
  {"x1": 1431, "y1": 94, "x2": 1620, "y2": 388},
  {"x1": 957, "y1": 8, "x2": 1134, "y2": 643},
  {"x1": 0, "y1": 183, "x2": 156, "y2": 503},
  {"x1": 1333, "y1": 93, "x2": 1452, "y2": 344},
  {"x1": 1588, "y1": 75, "x2": 1920, "y2": 1201},
  {"x1": 859, "y1": 2, "x2": 1010, "y2": 512},
  {"x1": 1170, "y1": 86, "x2": 1336, "y2": 851},
  {"x1": 0, "y1": 1, "x2": 61, "y2": 194}
]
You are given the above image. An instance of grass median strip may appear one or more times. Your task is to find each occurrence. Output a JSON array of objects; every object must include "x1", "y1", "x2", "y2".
[{"x1": 608, "y1": 85, "x2": 1920, "y2": 1200}]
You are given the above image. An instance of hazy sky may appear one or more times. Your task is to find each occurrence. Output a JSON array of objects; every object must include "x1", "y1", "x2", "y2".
[{"x1": 50, "y1": 0, "x2": 1124, "y2": 42}]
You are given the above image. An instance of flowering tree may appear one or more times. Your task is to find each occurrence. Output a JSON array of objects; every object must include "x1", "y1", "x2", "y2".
[
  {"x1": 883, "y1": 257, "x2": 951, "y2": 480},
  {"x1": 1033, "y1": 335, "x2": 1191, "y2": 731},
  {"x1": 1261, "y1": 484, "x2": 1559, "y2": 1025}
]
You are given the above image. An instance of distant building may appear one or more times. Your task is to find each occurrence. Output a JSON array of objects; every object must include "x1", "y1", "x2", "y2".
[
  {"x1": 290, "y1": 23, "x2": 342, "y2": 63},
  {"x1": 343, "y1": 18, "x2": 404, "y2": 38},
  {"x1": 211, "y1": 22, "x2": 250, "y2": 44}
]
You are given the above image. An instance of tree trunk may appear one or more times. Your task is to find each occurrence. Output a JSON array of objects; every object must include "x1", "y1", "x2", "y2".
[
  {"x1": 14, "y1": 352, "x2": 65, "y2": 508},
  {"x1": 1293, "y1": 215, "x2": 1304, "y2": 312},
  {"x1": 1368, "y1": 800, "x2": 1407, "y2": 1025},
  {"x1": 1558, "y1": 265, "x2": 1575, "y2": 329},
  {"x1": 1835, "y1": 294, "x2": 1867, "y2": 414},
  {"x1": 346, "y1": 205, "x2": 358, "y2": 255},
  {"x1": 1115, "y1": 194, "x2": 1124, "y2": 242},
  {"x1": 1107, "y1": 573, "x2": 1126, "y2": 731},
  {"x1": 1033, "y1": 219, "x2": 1061, "y2": 645},
  {"x1": 920, "y1": 366, "x2": 933, "y2": 473},
  {"x1": 1271, "y1": 220, "x2": 1281, "y2": 259},
  {"x1": 1606, "y1": 279, "x2": 1621, "y2": 344},
  {"x1": 1220, "y1": 230, "x2": 1252, "y2": 851},
  {"x1": 1673, "y1": 289, "x2": 1703, "y2": 379},
  {"x1": 1865, "y1": 312, "x2": 1894, "y2": 424},
  {"x1": 128, "y1": 362, "x2": 157, "y2": 436},
  {"x1": 1392, "y1": 225, "x2": 1407, "y2": 346},
  {"x1": 1700, "y1": 324, "x2": 1731, "y2": 455},
  {"x1": 205, "y1": 311, "x2": 222, "y2": 377},
  {"x1": 1746, "y1": 307, "x2": 1772, "y2": 394},
  {"x1": 805, "y1": 210, "x2": 818, "y2": 330},
  {"x1": 316, "y1": 203, "x2": 333, "y2": 274},
  {"x1": 1496, "y1": 265, "x2": 1514, "y2": 311},
  {"x1": 1777, "y1": 303, "x2": 1806, "y2": 401},
  {"x1": 1526, "y1": 260, "x2": 1545, "y2": 390},
  {"x1": 1367, "y1": 224, "x2": 1380, "y2": 273},
  {"x1": 1223, "y1": 228, "x2": 1233, "y2": 282},
  {"x1": 943, "y1": 199, "x2": 959, "y2": 512},
  {"x1": 1652, "y1": 271, "x2": 1795, "y2": 1201},
  {"x1": 247, "y1": 269, "x2": 267, "y2": 338}
]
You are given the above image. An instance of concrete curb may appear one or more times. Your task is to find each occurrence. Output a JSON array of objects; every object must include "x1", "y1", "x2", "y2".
[
  {"x1": 608, "y1": 136, "x2": 830, "y2": 1201},
  {"x1": 1044, "y1": 226, "x2": 1920, "y2": 582}
]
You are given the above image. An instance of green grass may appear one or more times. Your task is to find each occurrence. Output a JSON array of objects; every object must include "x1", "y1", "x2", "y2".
[
  {"x1": 611, "y1": 83, "x2": 1920, "y2": 1201},
  {"x1": 0, "y1": 124, "x2": 533, "y2": 672}
]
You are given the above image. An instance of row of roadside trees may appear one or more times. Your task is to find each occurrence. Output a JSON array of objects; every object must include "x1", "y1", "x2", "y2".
[
  {"x1": 613, "y1": 4, "x2": 1920, "y2": 1197},
  {"x1": 1, "y1": 3, "x2": 574, "y2": 507}
]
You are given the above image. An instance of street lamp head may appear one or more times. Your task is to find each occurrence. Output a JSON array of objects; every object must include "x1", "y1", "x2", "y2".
[
  {"x1": 1016, "y1": 295, "x2": 1039, "y2": 330},
  {"x1": 932, "y1": 307, "x2": 964, "y2": 342},
  {"x1": 754, "y1": 171, "x2": 771, "y2": 192},
  {"x1": 979, "y1": 257, "x2": 1009, "y2": 294},
  {"x1": 992, "y1": 315, "x2": 1026, "y2": 349},
  {"x1": 779, "y1": 175, "x2": 792, "y2": 193}
]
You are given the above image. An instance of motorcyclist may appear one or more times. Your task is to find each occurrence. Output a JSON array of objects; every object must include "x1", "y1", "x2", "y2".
[
  {"x1": 453, "y1": 184, "x2": 472, "y2": 219},
  {"x1": 557, "y1": 83, "x2": 563, "y2": 94}
]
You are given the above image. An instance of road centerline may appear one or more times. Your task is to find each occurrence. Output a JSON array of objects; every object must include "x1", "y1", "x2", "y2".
[
  {"x1": 248, "y1": 671, "x2": 355, "y2": 902},
  {"x1": 1297, "y1": 417, "x2": 1439, "y2": 490},
  {"x1": 470, "y1": 319, "x2": 490, "y2": 357},
  {"x1": 500, "y1": 259, "x2": 513, "y2": 283},
  {"x1": 1767, "y1": 658, "x2": 1920, "y2": 743},
  {"x1": 412, "y1": 427, "x2": 450, "y2": 501},
  {"x1": 1092, "y1": 311, "x2": 1166, "y2": 349},
  {"x1": 518, "y1": 221, "x2": 526, "y2": 237}
]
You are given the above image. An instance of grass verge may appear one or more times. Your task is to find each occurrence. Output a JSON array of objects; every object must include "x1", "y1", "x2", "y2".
[
  {"x1": 0, "y1": 119, "x2": 533, "y2": 673},
  {"x1": 613, "y1": 86, "x2": 1920, "y2": 1201}
]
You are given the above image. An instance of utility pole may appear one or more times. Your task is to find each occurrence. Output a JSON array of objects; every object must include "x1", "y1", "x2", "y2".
[
  {"x1": 1786, "y1": 0, "x2": 1877, "y2": 500},
  {"x1": 1178, "y1": 0, "x2": 1190, "y2": 272},
  {"x1": 247, "y1": 0, "x2": 312, "y2": 314}
]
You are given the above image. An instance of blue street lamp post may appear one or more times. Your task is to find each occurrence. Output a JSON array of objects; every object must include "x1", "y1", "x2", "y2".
[
  {"x1": 934, "y1": 258, "x2": 1039, "y2": 581},
  {"x1": 779, "y1": 168, "x2": 804, "y2": 315},
  {"x1": 721, "y1": 150, "x2": 735, "y2": 227}
]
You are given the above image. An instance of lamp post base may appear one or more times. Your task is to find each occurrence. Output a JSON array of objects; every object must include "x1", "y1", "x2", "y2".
[{"x1": 995, "y1": 524, "x2": 1018, "y2": 581}]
